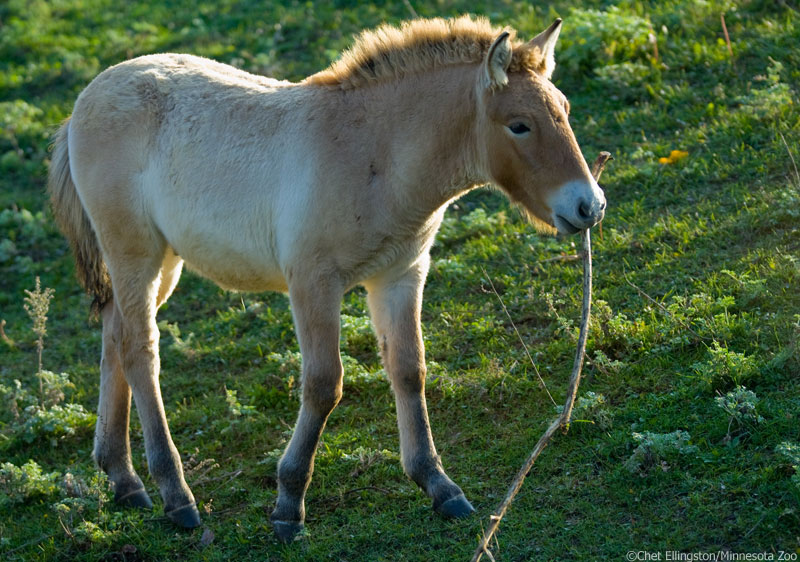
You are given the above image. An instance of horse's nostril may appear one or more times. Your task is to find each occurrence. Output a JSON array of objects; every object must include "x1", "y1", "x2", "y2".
[
  {"x1": 599, "y1": 200, "x2": 607, "y2": 211},
  {"x1": 578, "y1": 200, "x2": 591, "y2": 220}
]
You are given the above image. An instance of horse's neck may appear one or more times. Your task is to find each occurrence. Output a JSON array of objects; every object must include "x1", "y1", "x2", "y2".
[{"x1": 337, "y1": 64, "x2": 484, "y2": 217}]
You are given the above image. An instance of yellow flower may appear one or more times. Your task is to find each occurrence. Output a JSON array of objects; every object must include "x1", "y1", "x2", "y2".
[{"x1": 658, "y1": 150, "x2": 689, "y2": 164}]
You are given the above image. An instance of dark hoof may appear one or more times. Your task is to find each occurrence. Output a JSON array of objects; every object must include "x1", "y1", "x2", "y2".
[
  {"x1": 115, "y1": 487, "x2": 153, "y2": 509},
  {"x1": 273, "y1": 520, "x2": 304, "y2": 543},
  {"x1": 435, "y1": 493, "x2": 476, "y2": 519},
  {"x1": 166, "y1": 503, "x2": 202, "y2": 529}
]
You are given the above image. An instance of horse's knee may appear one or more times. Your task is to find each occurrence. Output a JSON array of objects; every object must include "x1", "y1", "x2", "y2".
[
  {"x1": 118, "y1": 325, "x2": 159, "y2": 377},
  {"x1": 301, "y1": 354, "x2": 343, "y2": 413},
  {"x1": 390, "y1": 357, "x2": 426, "y2": 394},
  {"x1": 302, "y1": 367, "x2": 343, "y2": 414}
]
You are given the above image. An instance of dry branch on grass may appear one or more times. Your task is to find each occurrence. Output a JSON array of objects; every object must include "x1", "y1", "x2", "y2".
[
  {"x1": 721, "y1": 13, "x2": 734, "y2": 59},
  {"x1": 622, "y1": 271, "x2": 704, "y2": 341},
  {"x1": 471, "y1": 152, "x2": 611, "y2": 562}
]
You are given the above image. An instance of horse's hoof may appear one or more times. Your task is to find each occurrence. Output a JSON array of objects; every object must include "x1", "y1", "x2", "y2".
[
  {"x1": 115, "y1": 487, "x2": 153, "y2": 509},
  {"x1": 166, "y1": 503, "x2": 202, "y2": 529},
  {"x1": 273, "y1": 520, "x2": 304, "y2": 543},
  {"x1": 435, "y1": 493, "x2": 476, "y2": 518}
]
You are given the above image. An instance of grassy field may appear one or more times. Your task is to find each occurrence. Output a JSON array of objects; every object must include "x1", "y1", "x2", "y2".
[{"x1": 1, "y1": 0, "x2": 799, "y2": 560}]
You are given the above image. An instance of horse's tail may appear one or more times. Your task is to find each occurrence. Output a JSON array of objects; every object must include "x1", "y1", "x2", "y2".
[{"x1": 48, "y1": 117, "x2": 112, "y2": 316}]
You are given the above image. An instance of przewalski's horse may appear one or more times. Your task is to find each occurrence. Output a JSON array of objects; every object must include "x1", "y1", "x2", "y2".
[{"x1": 48, "y1": 16, "x2": 605, "y2": 542}]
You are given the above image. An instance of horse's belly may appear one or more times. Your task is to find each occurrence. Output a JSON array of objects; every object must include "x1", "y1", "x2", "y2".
[
  {"x1": 163, "y1": 223, "x2": 287, "y2": 293},
  {"x1": 181, "y1": 250, "x2": 288, "y2": 293}
]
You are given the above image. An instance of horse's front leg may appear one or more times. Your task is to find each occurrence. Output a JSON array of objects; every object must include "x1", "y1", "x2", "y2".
[
  {"x1": 366, "y1": 262, "x2": 475, "y2": 518},
  {"x1": 271, "y1": 280, "x2": 344, "y2": 542}
]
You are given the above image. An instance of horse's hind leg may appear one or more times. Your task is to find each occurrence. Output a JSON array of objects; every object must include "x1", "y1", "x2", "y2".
[
  {"x1": 105, "y1": 245, "x2": 199, "y2": 528},
  {"x1": 93, "y1": 300, "x2": 152, "y2": 509},
  {"x1": 271, "y1": 279, "x2": 344, "y2": 542},
  {"x1": 94, "y1": 249, "x2": 183, "y2": 510},
  {"x1": 366, "y1": 262, "x2": 475, "y2": 518}
]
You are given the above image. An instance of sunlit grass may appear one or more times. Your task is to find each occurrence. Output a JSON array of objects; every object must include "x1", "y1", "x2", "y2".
[{"x1": 1, "y1": 1, "x2": 799, "y2": 560}]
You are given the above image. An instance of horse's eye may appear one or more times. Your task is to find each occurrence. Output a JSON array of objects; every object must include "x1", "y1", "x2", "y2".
[{"x1": 508, "y1": 122, "x2": 530, "y2": 135}]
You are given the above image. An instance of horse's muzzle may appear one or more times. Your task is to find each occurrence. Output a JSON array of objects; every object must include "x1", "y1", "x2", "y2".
[{"x1": 550, "y1": 179, "x2": 606, "y2": 233}]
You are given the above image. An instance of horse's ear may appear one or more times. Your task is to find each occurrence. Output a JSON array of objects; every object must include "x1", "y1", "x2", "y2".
[
  {"x1": 483, "y1": 31, "x2": 512, "y2": 90},
  {"x1": 528, "y1": 18, "x2": 562, "y2": 79}
]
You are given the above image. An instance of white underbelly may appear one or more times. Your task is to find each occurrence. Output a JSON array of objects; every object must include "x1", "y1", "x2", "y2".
[
  {"x1": 155, "y1": 206, "x2": 287, "y2": 293},
  {"x1": 178, "y1": 243, "x2": 288, "y2": 293}
]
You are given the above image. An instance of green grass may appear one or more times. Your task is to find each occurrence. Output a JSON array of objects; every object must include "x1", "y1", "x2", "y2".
[{"x1": 2, "y1": 0, "x2": 799, "y2": 560}]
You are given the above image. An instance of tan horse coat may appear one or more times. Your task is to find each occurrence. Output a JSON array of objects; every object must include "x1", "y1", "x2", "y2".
[{"x1": 48, "y1": 15, "x2": 605, "y2": 540}]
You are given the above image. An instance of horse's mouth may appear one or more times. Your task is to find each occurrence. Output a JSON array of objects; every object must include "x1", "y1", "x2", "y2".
[{"x1": 554, "y1": 214, "x2": 581, "y2": 235}]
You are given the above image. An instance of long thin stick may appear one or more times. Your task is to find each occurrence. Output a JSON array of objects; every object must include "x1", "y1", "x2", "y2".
[
  {"x1": 622, "y1": 271, "x2": 704, "y2": 341},
  {"x1": 1, "y1": 533, "x2": 57, "y2": 557},
  {"x1": 480, "y1": 267, "x2": 557, "y2": 407},
  {"x1": 721, "y1": 13, "x2": 734, "y2": 59},
  {"x1": 471, "y1": 152, "x2": 611, "y2": 562},
  {"x1": 402, "y1": 0, "x2": 418, "y2": 18},
  {"x1": 779, "y1": 131, "x2": 800, "y2": 189}
]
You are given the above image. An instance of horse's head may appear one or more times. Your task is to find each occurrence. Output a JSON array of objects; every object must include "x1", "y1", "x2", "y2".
[{"x1": 476, "y1": 20, "x2": 605, "y2": 234}]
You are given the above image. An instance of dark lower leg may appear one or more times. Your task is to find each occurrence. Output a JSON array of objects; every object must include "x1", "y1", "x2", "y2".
[
  {"x1": 272, "y1": 280, "x2": 344, "y2": 541},
  {"x1": 93, "y1": 303, "x2": 151, "y2": 508},
  {"x1": 271, "y1": 404, "x2": 329, "y2": 526},
  {"x1": 394, "y1": 388, "x2": 472, "y2": 516},
  {"x1": 367, "y1": 269, "x2": 474, "y2": 518},
  {"x1": 121, "y1": 320, "x2": 199, "y2": 528},
  {"x1": 129, "y1": 373, "x2": 198, "y2": 526}
]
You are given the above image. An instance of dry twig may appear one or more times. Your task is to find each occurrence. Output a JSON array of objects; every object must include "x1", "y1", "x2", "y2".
[
  {"x1": 648, "y1": 26, "x2": 660, "y2": 63},
  {"x1": 1, "y1": 533, "x2": 57, "y2": 557},
  {"x1": 0, "y1": 319, "x2": 12, "y2": 346},
  {"x1": 480, "y1": 267, "x2": 556, "y2": 407},
  {"x1": 779, "y1": 131, "x2": 800, "y2": 189},
  {"x1": 622, "y1": 271, "x2": 704, "y2": 341},
  {"x1": 402, "y1": 0, "x2": 418, "y2": 19},
  {"x1": 471, "y1": 152, "x2": 611, "y2": 562},
  {"x1": 540, "y1": 253, "x2": 579, "y2": 264},
  {"x1": 721, "y1": 13, "x2": 734, "y2": 59}
]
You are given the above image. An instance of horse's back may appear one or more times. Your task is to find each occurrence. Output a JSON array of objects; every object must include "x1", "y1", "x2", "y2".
[
  {"x1": 67, "y1": 54, "x2": 307, "y2": 292},
  {"x1": 65, "y1": 53, "x2": 439, "y2": 295},
  {"x1": 70, "y1": 53, "x2": 295, "y2": 155}
]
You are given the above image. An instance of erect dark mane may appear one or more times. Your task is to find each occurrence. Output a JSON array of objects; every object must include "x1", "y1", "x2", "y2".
[{"x1": 306, "y1": 15, "x2": 546, "y2": 89}]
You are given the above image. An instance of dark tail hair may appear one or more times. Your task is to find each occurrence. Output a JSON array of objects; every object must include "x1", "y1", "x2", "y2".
[{"x1": 47, "y1": 117, "x2": 112, "y2": 315}]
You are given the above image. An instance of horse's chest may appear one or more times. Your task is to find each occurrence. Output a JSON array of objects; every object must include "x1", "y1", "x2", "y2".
[{"x1": 343, "y1": 216, "x2": 443, "y2": 285}]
